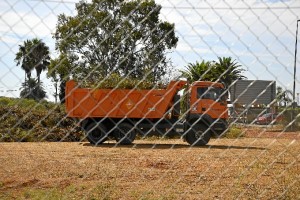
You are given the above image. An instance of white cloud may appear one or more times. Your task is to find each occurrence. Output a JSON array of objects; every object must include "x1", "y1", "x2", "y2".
[
  {"x1": 1, "y1": 11, "x2": 55, "y2": 40},
  {"x1": 157, "y1": 0, "x2": 300, "y2": 92}
]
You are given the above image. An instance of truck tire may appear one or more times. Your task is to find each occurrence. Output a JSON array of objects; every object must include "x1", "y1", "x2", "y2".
[
  {"x1": 85, "y1": 122, "x2": 107, "y2": 145},
  {"x1": 114, "y1": 122, "x2": 136, "y2": 145},
  {"x1": 186, "y1": 123, "x2": 211, "y2": 146}
]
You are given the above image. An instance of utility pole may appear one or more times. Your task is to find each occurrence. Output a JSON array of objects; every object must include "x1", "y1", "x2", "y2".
[
  {"x1": 293, "y1": 19, "x2": 300, "y2": 108},
  {"x1": 291, "y1": 20, "x2": 300, "y2": 131}
]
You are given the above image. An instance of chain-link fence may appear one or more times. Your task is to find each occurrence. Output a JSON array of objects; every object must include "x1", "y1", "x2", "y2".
[{"x1": 0, "y1": 0, "x2": 299, "y2": 199}]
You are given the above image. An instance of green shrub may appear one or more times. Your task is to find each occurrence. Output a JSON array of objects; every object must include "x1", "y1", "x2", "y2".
[
  {"x1": 222, "y1": 126, "x2": 244, "y2": 139},
  {"x1": 0, "y1": 97, "x2": 82, "y2": 142},
  {"x1": 279, "y1": 108, "x2": 300, "y2": 131},
  {"x1": 0, "y1": 97, "x2": 11, "y2": 106},
  {"x1": 78, "y1": 73, "x2": 165, "y2": 90}
]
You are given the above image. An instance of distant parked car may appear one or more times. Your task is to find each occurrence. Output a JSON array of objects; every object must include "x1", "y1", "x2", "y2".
[{"x1": 255, "y1": 113, "x2": 282, "y2": 125}]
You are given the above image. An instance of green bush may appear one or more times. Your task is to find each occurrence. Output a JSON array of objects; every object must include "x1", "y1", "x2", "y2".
[
  {"x1": 0, "y1": 97, "x2": 82, "y2": 142},
  {"x1": 222, "y1": 126, "x2": 244, "y2": 139},
  {"x1": 78, "y1": 73, "x2": 166, "y2": 90},
  {"x1": 0, "y1": 97, "x2": 11, "y2": 106},
  {"x1": 280, "y1": 108, "x2": 300, "y2": 131}
]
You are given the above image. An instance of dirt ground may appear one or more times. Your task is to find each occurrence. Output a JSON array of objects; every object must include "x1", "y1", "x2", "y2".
[{"x1": 0, "y1": 131, "x2": 300, "y2": 199}]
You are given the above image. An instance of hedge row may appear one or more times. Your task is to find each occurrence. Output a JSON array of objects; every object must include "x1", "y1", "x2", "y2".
[
  {"x1": 0, "y1": 97, "x2": 83, "y2": 142},
  {"x1": 78, "y1": 73, "x2": 166, "y2": 89}
]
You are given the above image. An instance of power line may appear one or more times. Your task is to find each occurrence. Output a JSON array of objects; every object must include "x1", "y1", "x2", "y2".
[
  {"x1": 162, "y1": 6, "x2": 300, "y2": 10},
  {"x1": 25, "y1": 0, "x2": 300, "y2": 10},
  {"x1": 26, "y1": 0, "x2": 76, "y2": 4},
  {"x1": 0, "y1": 89, "x2": 18, "y2": 92}
]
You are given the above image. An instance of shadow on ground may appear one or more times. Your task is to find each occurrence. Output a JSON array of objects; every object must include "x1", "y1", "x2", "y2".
[{"x1": 82, "y1": 142, "x2": 266, "y2": 150}]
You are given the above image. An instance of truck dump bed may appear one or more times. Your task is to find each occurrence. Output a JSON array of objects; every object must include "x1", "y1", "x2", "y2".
[{"x1": 65, "y1": 80, "x2": 186, "y2": 119}]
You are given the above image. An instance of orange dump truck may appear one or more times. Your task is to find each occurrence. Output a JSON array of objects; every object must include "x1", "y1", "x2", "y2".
[{"x1": 65, "y1": 80, "x2": 228, "y2": 146}]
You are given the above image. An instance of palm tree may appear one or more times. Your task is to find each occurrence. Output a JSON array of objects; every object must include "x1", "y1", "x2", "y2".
[
  {"x1": 15, "y1": 40, "x2": 34, "y2": 82},
  {"x1": 180, "y1": 57, "x2": 246, "y2": 87},
  {"x1": 214, "y1": 57, "x2": 246, "y2": 88},
  {"x1": 20, "y1": 78, "x2": 46, "y2": 101},
  {"x1": 31, "y1": 38, "x2": 50, "y2": 84},
  {"x1": 15, "y1": 38, "x2": 50, "y2": 84},
  {"x1": 180, "y1": 61, "x2": 214, "y2": 82}
]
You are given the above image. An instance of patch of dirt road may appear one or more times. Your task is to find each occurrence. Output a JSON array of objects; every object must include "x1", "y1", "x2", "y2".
[{"x1": 0, "y1": 133, "x2": 299, "y2": 199}]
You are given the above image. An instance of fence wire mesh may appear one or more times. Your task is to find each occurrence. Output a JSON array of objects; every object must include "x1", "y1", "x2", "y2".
[{"x1": 0, "y1": 0, "x2": 300, "y2": 199}]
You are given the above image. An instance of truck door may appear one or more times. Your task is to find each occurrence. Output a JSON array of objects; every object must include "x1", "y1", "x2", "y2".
[{"x1": 191, "y1": 86, "x2": 227, "y2": 119}]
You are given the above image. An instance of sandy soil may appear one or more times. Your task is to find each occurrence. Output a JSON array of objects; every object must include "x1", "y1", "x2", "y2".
[{"x1": 0, "y1": 135, "x2": 299, "y2": 199}]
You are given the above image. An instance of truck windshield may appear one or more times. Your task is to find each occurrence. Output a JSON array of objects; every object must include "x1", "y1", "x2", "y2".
[{"x1": 197, "y1": 87, "x2": 226, "y2": 101}]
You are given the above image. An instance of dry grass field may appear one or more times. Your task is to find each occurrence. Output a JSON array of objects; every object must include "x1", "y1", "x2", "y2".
[{"x1": 0, "y1": 131, "x2": 299, "y2": 200}]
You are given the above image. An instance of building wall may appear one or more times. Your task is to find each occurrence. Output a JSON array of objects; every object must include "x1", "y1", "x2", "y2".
[{"x1": 229, "y1": 80, "x2": 276, "y2": 106}]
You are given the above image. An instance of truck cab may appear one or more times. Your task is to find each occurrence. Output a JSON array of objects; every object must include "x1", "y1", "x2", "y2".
[
  {"x1": 177, "y1": 81, "x2": 228, "y2": 146},
  {"x1": 191, "y1": 82, "x2": 228, "y2": 118}
]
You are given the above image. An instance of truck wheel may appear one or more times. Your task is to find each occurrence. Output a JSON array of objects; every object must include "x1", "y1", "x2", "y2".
[
  {"x1": 114, "y1": 122, "x2": 136, "y2": 145},
  {"x1": 186, "y1": 124, "x2": 211, "y2": 146},
  {"x1": 85, "y1": 122, "x2": 107, "y2": 145}
]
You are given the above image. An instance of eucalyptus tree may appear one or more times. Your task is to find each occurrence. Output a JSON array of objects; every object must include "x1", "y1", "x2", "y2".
[
  {"x1": 54, "y1": 0, "x2": 178, "y2": 84},
  {"x1": 48, "y1": 54, "x2": 73, "y2": 103}
]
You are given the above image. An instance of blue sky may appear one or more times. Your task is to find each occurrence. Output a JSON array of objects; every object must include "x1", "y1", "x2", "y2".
[{"x1": 0, "y1": 0, "x2": 299, "y2": 101}]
